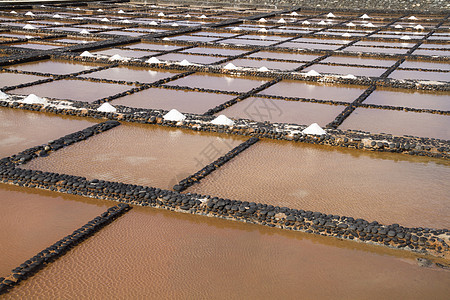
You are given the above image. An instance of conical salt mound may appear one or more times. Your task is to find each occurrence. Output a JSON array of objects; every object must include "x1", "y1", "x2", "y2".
[
  {"x1": 97, "y1": 102, "x2": 117, "y2": 113},
  {"x1": 149, "y1": 21, "x2": 158, "y2": 25},
  {"x1": 302, "y1": 123, "x2": 326, "y2": 135},
  {"x1": 360, "y1": 14, "x2": 370, "y2": 19},
  {"x1": 224, "y1": 63, "x2": 238, "y2": 70},
  {"x1": 0, "y1": 90, "x2": 9, "y2": 100},
  {"x1": 211, "y1": 115, "x2": 234, "y2": 126},
  {"x1": 302, "y1": 20, "x2": 311, "y2": 25},
  {"x1": 109, "y1": 54, "x2": 125, "y2": 61},
  {"x1": 258, "y1": 66, "x2": 269, "y2": 72},
  {"x1": 80, "y1": 51, "x2": 94, "y2": 57},
  {"x1": 277, "y1": 18, "x2": 286, "y2": 23},
  {"x1": 290, "y1": 12, "x2": 299, "y2": 16},
  {"x1": 343, "y1": 74, "x2": 356, "y2": 79},
  {"x1": 80, "y1": 29, "x2": 90, "y2": 34},
  {"x1": 414, "y1": 24, "x2": 424, "y2": 30},
  {"x1": 23, "y1": 94, "x2": 46, "y2": 104},
  {"x1": 342, "y1": 32, "x2": 352, "y2": 37},
  {"x1": 146, "y1": 57, "x2": 161, "y2": 64},
  {"x1": 163, "y1": 109, "x2": 186, "y2": 122},
  {"x1": 306, "y1": 70, "x2": 320, "y2": 76},
  {"x1": 118, "y1": 10, "x2": 125, "y2": 13},
  {"x1": 23, "y1": 24, "x2": 36, "y2": 30},
  {"x1": 25, "y1": 11, "x2": 35, "y2": 16},
  {"x1": 101, "y1": 18, "x2": 109, "y2": 22},
  {"x1": 179, "y1": 59, "x2": 191, "y2": 66},
  {"x1": 327, "y1": 12, "x2": 336, "y2": 18}
]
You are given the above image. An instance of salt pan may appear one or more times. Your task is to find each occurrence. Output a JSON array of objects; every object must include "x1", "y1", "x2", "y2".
[
  {"x1": 80, "y1": 51, "x2": 94, "y2": 57},
  {"x1": 23, "y1": 94, "x2": 46, "y2": 105},
  {"x1": 211, "y1": 115, "x2": 234, "y2": 126},
  {"x1": 97, "y1": 102, "x2": 117, "y2": 113},
  {"x1": 163, "y1": 109, "x2": 186, "y2": 121},
  {"x1": 302, "y1": 123, "x2": 326, "y2": 135}
]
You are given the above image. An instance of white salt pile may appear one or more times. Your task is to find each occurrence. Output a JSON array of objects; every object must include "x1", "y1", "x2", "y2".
[
  {"x1": 23, "y1": 94, "x2": 46, "y2": 105},
  {"x1": 408, "y1": 16, "x2": 418, "y2": 20},
  {"x1": 365, "y1": 22, "x2": 375, "y2": 27},
  {"x1": 109, "y1": 54, "x2": 128, "y2": 61},
  {"x1": 258, "y1": 66, "x2": 269, "y2": 72},
  {"x1": 342, "y1": 74, "x2": 357, "y2": 79},
  {"x1": 118, "y1": 10, "x2": 125, "y2": 14},
  {"x1": 0, "y1": 90, "x2": 9, "y2": 100},
  {"x1": 290, "y1": 12, "x2": 299, "y2": 16},
  {"x1": 224, "y1": 63, "x2": 238, "y2": 70},
  {"x1": 302, "y1": 123, "x2": 326, "y2": 135},
  {"x1": 146, "y1": 57, "x2": 161, "y2": 64},
  {"x1": 258, "y1": 28, "x2": 268, "y2": 33},
  {"x1": 101, "y1": 18, "x2": 109, "y2": 22},
  {"x1": 158, "y1": 12, "x2": 165, "y2": 17},
  {"x1": 277, "y1": 18, "x2": 286, "y2": 23},
  {"x1": 302, "y1": 20, "x2": 311, "y2": 25},
  {"x1": 75, "y1": 7, "x2": 81, "y2": 10},
  {"x1": 401, "y1": 35, "x2": 411, "y2": 40},
  {"x1": 97, "y1": 9, "x2": 103, "y2": 12},
  {"x1": 80, "y1": 29, "x2": 90, "y2": 34},
  {"x1": 162, "y1": 37, "x2": 170, "y2": 41},
  {"x1": 342, "y1": 32, "x2": 352, "y2": 37},
  {"x1": 185, "y1": 14, "x2": 191, "y2": 18},
  {"x1": 179, "y1": 59, "x2": 191, "y2": 66},
  {"x1": 360, "y1": 14, "x2": 370, "y2": 19},
  {"x1": 149, "y1": 21, "x2": 158, "y2": 26},
  {"x1": 97, "y1": 102, "x2": 117, "y2": 113},
  {"x1": 53, "y1": 14, "x2": 63, "y2": 18},
  {"x1": 305, "y1": 70, "x2": 321, "y2": 76},
  {"x1": 394, "y1": 24, "x2": 403, "y2": 29},
  {"x1": 327, "y1": 12, "x2": 336, "y2": 18},
  {"x1": 73, "y1": 17, "x2": 84, "y2": 20},
  {"x1": 232, "y1": 27, "x2": 242, "y2": 31},
  {"x1": 318, "y1": 20, "x2": 327, "y2": 25},
  {"x1": 414, "y1": 24, "x2": 425, "y2": 30},
  {"x1": 200, "y1": 15, "x2": 207, "y2": 19},
  {"x1": 10, "y1": 11, "x2": 17, "y2": 14},
  {"x1": 23, "y1": 24, "x2": 36, "y2": 30},
  {"x1": 163, "y1": 109, "x2": 186, "y2": 121},
  {"x1": 346, "y1": 22, "x2": 355, "y2": 27},
  {"x1": 211, "y1": 115, "x2": 234, "y2": 126},
  {"x1": 25, "y1": 12, "x2": 35, "y2": 16},
  {"x1": 258, "y1": 18, "x2": 267, "y2": 22},
  {"x1": 80, "y1": 51, "x2": 94, "y2": 57}
]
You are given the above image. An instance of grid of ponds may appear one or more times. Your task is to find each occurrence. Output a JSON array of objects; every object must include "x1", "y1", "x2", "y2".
[{"x1": 0, "y1": 1, "x2": 449, "y2": 298}]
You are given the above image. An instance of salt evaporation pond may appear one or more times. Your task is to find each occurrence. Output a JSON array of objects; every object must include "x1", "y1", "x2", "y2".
[{"x1": 4, "y1": 206, "x2": 449, "y2": 299}]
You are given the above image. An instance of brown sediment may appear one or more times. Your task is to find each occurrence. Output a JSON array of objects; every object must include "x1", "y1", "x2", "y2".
[
  {"x1": 0, "y1": 183, "x2": 111, "y2": 277},
  {"x1": 0, "y1": 107, "x2": 99, "y2": 158},
  {"x1": 341, "y1": 107, "x2": 450, "y2": 140},
  {"x1": 187, "y1": 139, "x2": 450, "y2": 229},
  {"x1": 3, "y1": 207, "x2": 449, "y2": 299},
  {"x1": 111, "y1": 87, "x2": 234, "y2": 114},
  {"x1": 23, "y1": 123, "x2": 246, "y2": 189},
  {"x1": 10, "y1": 79, "x2": 133, "y2": 103}
]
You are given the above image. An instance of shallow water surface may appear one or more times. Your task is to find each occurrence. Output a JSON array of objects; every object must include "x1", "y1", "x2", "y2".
[
  {"x1": 5, "y1": 206, "x2": 450, "y2": 299},
  {"x1": 6, "y1": 59, "x2": 98, "y2": 75}
]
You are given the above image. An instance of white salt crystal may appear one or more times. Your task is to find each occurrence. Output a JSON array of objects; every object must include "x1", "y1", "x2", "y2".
[
  {"x1": 23, "y1": 94, "x2": 46, "y2": 105},
  {"x1": 179, "y1": 59, "x2": 191, "y2": 66},
  {"x1": 97, "y1": 102, "x2": 116, "y2": 113},
  {"x1": 277, "y1": 18, "x2": 286, "y2": 23},
  {"x1": 360, "y1": 14, "x2": 370, "y2": 19},
  {"x1": 80, "y1": 51, "x2": 94, "y2": 57},
  {"x1": 146, "y1": 57, "x2": 161, "y2": 64},
  {"x1": 158, "y1": 12, "x2": 165, "y2": 17},
  {"x1": 302, "y1": 123, "x2": 326, "y2": 135},
  {"x1": 211, "y1": 115, "x2": 234, "y2": 126},
  {"x1": 258, "y1": 66, "x2": 269, "y2": 72},
  {"x1": 80, "y1": 29, "x2": 90, "y2": 34},
  {"x1": 163, "y1": 109, "x2": 186, "y2": 121},
  {"x1": 23, "y1": 24, "x2": 36, "y2": 30},
  {"x1": 224, "y1": 63, "x2": 238, "y2": 70},
  {"x1": 327, "y1": 12, "x2": 336, "y2": 18},
  {"x1": 0, "y1": 90, "x2": 9, "y2": 100},
  {"x1": 305, "y1": 70, "x2": 321, "y2": 76},
  {"x1": 25, "y1": 12, "x2": 35, "y2": 16}
]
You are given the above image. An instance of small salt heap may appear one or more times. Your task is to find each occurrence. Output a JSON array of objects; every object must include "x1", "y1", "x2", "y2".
[
  {"x1": 232, "y1": 27, "x2": 241, "y2": 31},
  {"x1": 158, "y1": 12, "x2": 165, "y2": 17},
  {"x1": 258, "y1": 66, "x2": 269, "y2": 72},
  {"x1": 185, "y1": 14, "x2": 191, "y2": 18},
  {"x1": 53, "y1": 14, "x2": 63, "y2": 18},
  {"x1": 25, "y1": 12, "x2": 35, "y2": 16},
  {"x1": 80, "y1": 29, "x2": 90, "y2": 34},
  {"x1": 327, "y1": 12, "x2": 336, "y2": 18},
  {"x1": 414, "y1": 24, "x2": 425, "y2": 30},
  {"x1": 101, "y1": 18, "x2": 109, "y2": 22},
  {"x1": 118, "y1": 10, "x2": 125, "y2": 14},
  {"x1": 290, "y1": 12, "x2": 299, "y2": 16},
  {"x1": 146, "y1": 57, "x2": 161, "y2": 64},
  {"x1": 97, "y1": 9, "x2": 103, "y2": 12},
  {"x1": 365, "y1": 22, "x2": 375, "y2": 27},
  {"x1": 179, "y1": 59, "x2": 191, "y2": 66},
  {"x1": 258, "y1": 28, "x2": 268, "y2": 33},
  {"x1": 149, "y1": 21, "x2": 158, "y2": 26},
  {"x1": 163, "y1": 109, "x2": 186, "y2": 122},
  {"x1": 408, "y1": 16, "x2": 418, "y2": 20},
  {"x1": 97, "y1": 102, "x2": 117, "y2": 113},
  {"x1": 258, "y1": 18, "x2": 267, "y2": 22},
  {"x1": 23, "y1": 94, "x2": 46, "y2": 105},
  {"x1": 0, "y1": 90, "x2": 9, "y2": 100},
  {"x1": 10, "y1": 11, "x2": 17, "y2": 14},
  {"x1": 109, "y1": 54, "x2": 127, "y2": 61},
  {"x1": 75, "y1": 7, "x2": 81, "y2": 11},
  {"x1": 171, "y1": 23, "x2": 179, "y2": 27},
  {"x1": 401, "y1": 35, "x2": 411, "y2": 40},
  {"x1": 342, "y1": 32, "x2": 352, "y2": 37},
  {"x1": 23, "y1": 24, "x2": 36, "y2": 30},
  {"x1": 343, "y1": 74, "x2": 357, "y2": 79},
  {"x1": 394, "y1": 24, "x2": 403, "y2": 29},
  {"x1": 318, "y1": 20, "x2": 327, "y2": 25},
  {"x1": 121, "y1": 19, "x2": 131, "y2": 24},
  {"x1": 302, "y1": 20, "x2": 311, "y2": 25},
  {"x1": 305, "y1": 70, "x2": 321, "y2": 76},
  {"x1": 211, "y1": 115, "x2": 234, "y2": 126},
  {"x1": 360, "y1": 14, "x2": 370, "y2": 19},
  {"x1": 200, "y1": 15, "x2": 207, "y2": 19},
  {"x1": 277, "y1": 18, "x2": 286, "y2": 23},
  {"x1": 224, "y1": 63, "x2": 238, "y2": 70},
  {"x1": 80, "y1": 51, "x2": 94, "y2": 57},
  {"x1": 346, "y1": 22, "x2": 355, "y2": 27},
  {"x1": 302, "y1": 123, "x2": 326, "y2": 135}
]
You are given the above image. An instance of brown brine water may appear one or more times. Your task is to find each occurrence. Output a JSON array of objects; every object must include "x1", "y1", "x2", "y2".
[
  {"x1": 187, "y1": 140, "x2": 450, "y2": 229},
  {"x1": 23, "y1": 124, "x2": 246, "y2": 190},
  {"x1": 4, "y1": 207, "x2": 449, "y2": 299},
  {"x1": 0, "y1": 183, "x2": 111, "y2": 277}
]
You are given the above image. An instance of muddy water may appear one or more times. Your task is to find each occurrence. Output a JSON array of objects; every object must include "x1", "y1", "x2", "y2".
[
  {"x1": 220, "y1": 97, "x2": 344, "y2": 126},
  {"x1": 11, "y1": 79, "x2": 132, "y2": 102},
  {"x1": 0, "y1": 183, "x2": 111, "y2": 277},
  {"x1": 260, "y1": 80, "x2": 366, "y2": 102},
  {"x1": 323, "y1": 55, "x2": 396, "y2": 67},
  {"x1": 0, "y1": 107, "x2": 98, "y2": 158},
  {"x1": 389, "y1": 69, "x2": 450, "y2": 82},
  {"x1": 226, "y1": 58, "x2": 302, "y2": 71},
  {"x1": 80, "y1": 66, "x2": 180, "y2": 83},
  {"x1": 365, "y1": 88, "x2": 450, "y2": 110},
  {"x1": 303, "y1": 64, "x2": 387, "y2": 77},
  {"x1": 92, "y1": 48, "x2": 157, "y2": 58},
  {"x1": 6, "y1": 59, "x2": 98, "y2": 75},
  {"x1": 157, "y1": 53, "x2": 224, "y2": 64},
  {"x1": 23, "y1": 124, "x2": 246, "y2": 189},
  {"x1": 188, "y1": 140, "x2": 450, "y2": 228},
  {"x1": 6, "y1": 206, "x2": 450, "y2": 299},
  {"x1": 0, "y1": 72, "x2": 48, "y2": 88},
  {"x1": 112, "y1": 87, "x2": 232, "y2": 114},
  {"x1": 248, "y1": 51, "x2": 319, "y2": 61},
  {"x1": 341, "y1": 107, "x2": 450, "y2": 140},
  {"x1": 166, "y1": 73, "x2": 268, "y2": 92}
]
